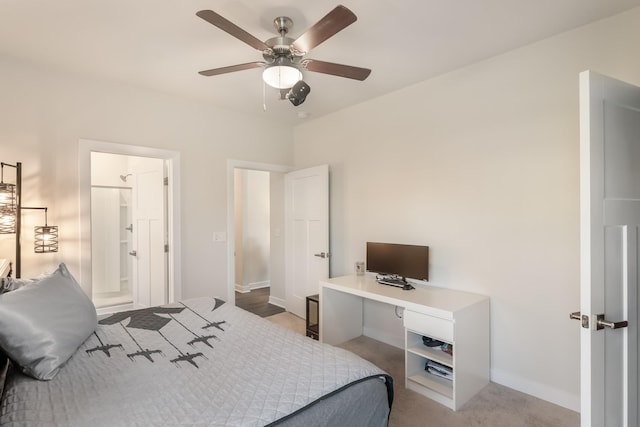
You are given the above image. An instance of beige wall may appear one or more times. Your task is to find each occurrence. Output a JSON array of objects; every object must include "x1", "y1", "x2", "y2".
[
  {"x1": 0, "y1": 54, "x2": 293, "y2": 300},
  {"x1": 292, "y1": 7, "x2": 640, "y2": 411},
  {"x1": 234, "y1": 169, "x2": 270, "y2": 292}
]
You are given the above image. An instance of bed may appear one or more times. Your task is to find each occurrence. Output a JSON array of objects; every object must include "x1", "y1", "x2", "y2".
[{"x1": 0, "y1": 264, "x2": 393, "y2": 426}]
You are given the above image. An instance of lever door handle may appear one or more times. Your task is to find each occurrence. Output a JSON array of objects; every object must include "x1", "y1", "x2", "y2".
[
  {"x1": 129, "y1": 250, "x2": 137, "y2": 257},
  {"x1": 314, "y1": 252, "x2": 329, "y2": 258},
  {"x1": 596, "y1": 314, "x2": 628, "y2": 330},
  {"x1": 569, "y1": 311, "x2": 589, "y2": 328}
]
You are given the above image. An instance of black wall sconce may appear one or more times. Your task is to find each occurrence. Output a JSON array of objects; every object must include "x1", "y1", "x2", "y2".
[{"x1": 0, "y1": 162, "x2": 59, "y2": 277}]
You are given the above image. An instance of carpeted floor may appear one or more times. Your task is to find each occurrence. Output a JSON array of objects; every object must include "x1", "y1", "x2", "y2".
[{"x1": 265, "y1": 312, "x2": 580, "y2": 427}]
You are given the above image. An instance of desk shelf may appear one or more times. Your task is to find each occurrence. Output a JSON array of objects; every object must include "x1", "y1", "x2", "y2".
[
  {"x1": 406, "y1": 331, "x2": 453, "y2": 368},
  {"x1": 408, "y1": 371, "x2": 453, "y2": 399}
]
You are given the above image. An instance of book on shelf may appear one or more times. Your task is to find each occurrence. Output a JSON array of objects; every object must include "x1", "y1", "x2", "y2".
[{"x1": 425, "y1": 359, "x2": 453, "y2": 381}]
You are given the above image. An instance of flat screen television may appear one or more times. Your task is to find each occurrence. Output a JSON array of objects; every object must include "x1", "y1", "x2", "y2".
[{"x1": 366, "y1": 242, "x2": 429, "y2": 281}]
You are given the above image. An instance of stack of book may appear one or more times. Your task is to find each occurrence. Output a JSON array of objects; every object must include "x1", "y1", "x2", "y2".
[{"x1": 425, "y1": 359, "x2": 453, "y2": 381}]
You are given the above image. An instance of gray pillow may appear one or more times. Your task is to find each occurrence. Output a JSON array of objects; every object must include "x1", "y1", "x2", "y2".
[{"x1": 0, "y1": 263, "x2": 97, "y2": 380}]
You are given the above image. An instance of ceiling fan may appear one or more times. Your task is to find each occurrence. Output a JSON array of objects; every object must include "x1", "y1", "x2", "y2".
[{"x1": 196, "y1": 5, "x2": 371, "y2": 100}]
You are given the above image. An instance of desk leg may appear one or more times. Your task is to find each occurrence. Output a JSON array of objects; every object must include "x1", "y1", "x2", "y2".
[{"x1": 320, "y1": 286, "x2": 364, "y2": 345}]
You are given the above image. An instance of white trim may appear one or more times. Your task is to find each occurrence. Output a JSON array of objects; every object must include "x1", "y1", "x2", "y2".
[
  {"x1": 491, "y1": 368, "x2": 580, "y2": 412},
  {"x1": 235, "y1": 280, "x2": 271, "y2": 293},
  {"x1": 78, "y1": 139, "x2": 182, "y2": 302},
  {"x1": 226, "y1": 159, "x2": 293, "y2": 306},
  {"x1": 249, "y1": 280, "x2": 270, "y2": 290},
  {"x1": 235, "y1": 283, "x2": 250, "y2": 293},
  {"x1": 268, "y1": 295, "x2": 286, "y2": 308}
]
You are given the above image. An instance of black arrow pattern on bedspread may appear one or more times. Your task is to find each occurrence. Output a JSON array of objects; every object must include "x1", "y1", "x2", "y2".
[
  {"x1": 89, "y1": 299, "x2": 227, "y2": 369},
  {"x1": 99, "y1": 306, "x2": 186, "y2": 330}
]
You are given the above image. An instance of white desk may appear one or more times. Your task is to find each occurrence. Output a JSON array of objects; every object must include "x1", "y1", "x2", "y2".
[{"x1": 320, "y1": 274, "x2": 490, "y2": 410}]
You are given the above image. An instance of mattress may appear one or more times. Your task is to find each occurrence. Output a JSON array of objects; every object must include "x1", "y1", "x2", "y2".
[{"x1": 0, "y1": 297, "x2": 392, "y2": 426}]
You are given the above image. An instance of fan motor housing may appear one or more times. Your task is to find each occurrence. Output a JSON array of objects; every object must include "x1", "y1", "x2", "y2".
[
  {"x1": 263, "y1": 35, "x2": 301, "y2": 65},
  {"x1": 265, "y1": 36, "x2": 295, "y2": 53}
]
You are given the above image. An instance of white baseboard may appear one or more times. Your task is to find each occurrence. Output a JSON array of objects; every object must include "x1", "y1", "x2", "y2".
[
  {"x1": 235, "y1": 281, "x2": 271, "y2": 293},
  {"x1": 268, "y1": 295, "x2": 286, "y2": 308},
  {"x1": 490, "y1": 368, "x2": 580, "y2": 413},
  {"x1": 234, "y1": 283, "x2": 249, "y2": 293},
  {"x1": 249, "y1": 281, "x2": 270, "y2": 290}
]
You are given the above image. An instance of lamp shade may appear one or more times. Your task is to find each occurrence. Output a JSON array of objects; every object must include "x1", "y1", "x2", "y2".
[
  {"x1": 0, "y1": 182, "x2": 15, "y2": 204},
  {"x1": 0, "y1": 206, "x2": 15, "y2": 234},
  {"x1": 262, "y1": 65, "x2": 302, "y2": 89},
  {"x1": 0, "y1": 182, "x2": 17, "y2": 234},
  {"x1": 34, "y1": 225, "x2": 58, "y2": 253}
]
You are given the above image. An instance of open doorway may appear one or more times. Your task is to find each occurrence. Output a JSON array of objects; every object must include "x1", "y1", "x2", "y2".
[
  {"x1": 90, "y1": 152, "x2": 166, "y2": 311},
  {"x1": 226, "y1": 160, "x2": 292, "y2": 315},
  {"x1": 233, "y1": 168, "x2": 283, "y2": 317},
  {"x1": 91, "y1": 182, "x2": 133, "y2": 308},
  {"x1": 79, "y1": 139, "x2": 182, "y2": 315}
]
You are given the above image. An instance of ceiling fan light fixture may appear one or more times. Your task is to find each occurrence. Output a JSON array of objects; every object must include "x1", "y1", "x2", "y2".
[{"x1": 262, "y1": 65, "x2": 302, "y2": 89}]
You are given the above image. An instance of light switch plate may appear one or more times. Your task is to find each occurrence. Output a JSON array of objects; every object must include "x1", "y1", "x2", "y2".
[{"x1": 213, "y1": 232, "x2": 227, "y2": 242}]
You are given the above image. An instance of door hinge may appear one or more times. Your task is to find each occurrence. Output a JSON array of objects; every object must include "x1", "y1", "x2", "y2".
[
  {"x1": 164, "y1": 244, "x2": 169, "y2": 253},
  {"x1": 164, "y1": 177, "x2": 169, "y2": 186}
]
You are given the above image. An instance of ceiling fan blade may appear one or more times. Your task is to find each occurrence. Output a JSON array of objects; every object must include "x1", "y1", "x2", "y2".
[
  {"x1": 196, "y1": 10, "x2": 269, "y2": 52},
  {"x1": 303, "y1": 60, "x2": 371, "y2": 81},
  {"x1": 292, "y1": 5, "x2": 357, "y2": 53},
  {"x1": 198, "y1": 62, "x2": 265, "y2": 77}
]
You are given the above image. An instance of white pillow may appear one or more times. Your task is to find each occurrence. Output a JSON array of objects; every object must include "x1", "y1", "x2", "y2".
[{"x1": 0, "y1": 263, "x2": 97, "y2": 380}]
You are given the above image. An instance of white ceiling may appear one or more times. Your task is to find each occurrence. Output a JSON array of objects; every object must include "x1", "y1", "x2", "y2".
[{"x1": 1, "y1": 0, "x2": 639, "y2": 124}]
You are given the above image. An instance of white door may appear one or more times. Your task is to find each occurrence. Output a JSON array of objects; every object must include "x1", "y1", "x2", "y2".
[
  {"x1": 131, "y1": 158, "x2": 166, "y2": 308},
  {"x1": 90, "y1": 188, "x2": 122, "y2": 293},
  {"x1": 285, "y1": 165, "x2": 329, "y2": 318},
  {"x1": 579, "y1": 71, "x2": 640, "y2": 427}
]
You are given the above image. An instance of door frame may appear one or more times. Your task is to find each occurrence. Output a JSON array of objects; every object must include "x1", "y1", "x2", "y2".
[
  {"x1": 79, "y1": 139, "x2": 182, "y2": 306},
  {"x1": 226, "y1": 159, "x2": 293, "y2": 306}
]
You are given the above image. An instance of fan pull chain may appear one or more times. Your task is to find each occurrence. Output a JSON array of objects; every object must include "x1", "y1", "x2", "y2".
[{"x1": 262, "y1": 81, "x2": 267, "y2": 112}]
